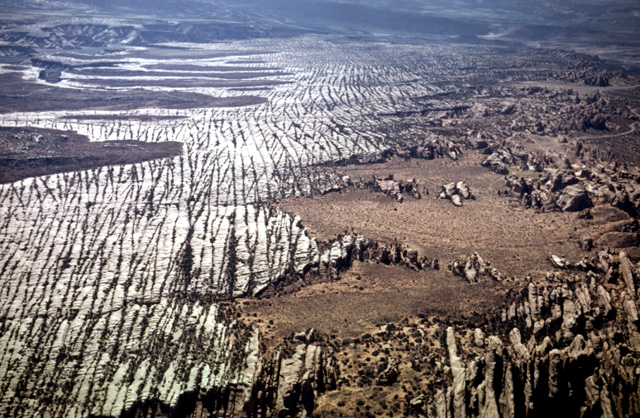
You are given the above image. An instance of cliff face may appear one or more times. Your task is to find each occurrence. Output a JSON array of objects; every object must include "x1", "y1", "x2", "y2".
[
  {"x1": 242, "y1": 339, "x2": 337, "y2": 418},
  {"x1": 119, "y1": 249, "x2": 640, "y2": 418},
  {"x1": 119, "y1": 329, "x2": 337, "y2": 418},
  {"x1": 424, "y1": 249, "x2": 640, "y2": 418}
]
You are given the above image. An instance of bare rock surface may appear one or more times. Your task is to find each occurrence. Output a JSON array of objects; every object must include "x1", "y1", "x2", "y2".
[
  {"x1": 440, "y1": 181, "x2": 473, "y2": 207},
  {"x1": 557, "y1": 185, "x2": 593, "y2": 212},
  {"x1": 376, "y1": 357, "x2": 400, "y2": 386},
  {"x1": 1, "y1": 15, "x2": 640, "y2": 418},
  {"x1": 424, "y1": 249, "x2": 640, "y2": 418},
  {"x1": 451, "y1": 252, "x2": 502, "y2": 282}
]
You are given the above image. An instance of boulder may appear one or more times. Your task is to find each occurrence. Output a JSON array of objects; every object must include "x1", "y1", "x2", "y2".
[
  {"x1": 376, "y1": 357, "x2": 400, "y2": 385},
  {"x1": 474, "y1": 328, "x2": 485, "y2": 347},
  {"x1": 456, "y1": 181, "x2": 472, "y2": 199},
  {"x1": 410, "y1": 394, "x2": 425, "y2": 408},
  {"x1": 441, "y1": 182, "x2": 473, "y2": 207},
  {"x1": 482, "y1": 152, "x2": 509, "y2": 174},
  {"x1": 549, "y1": 254, "x2": 568, "y2": 268},
  {"x1": 543, "y1": 169, "x2": 579, "y2": 192},
  {"x1": 623, "y1": 292, "x2": 639, "y2": 322},
  {"x1": 557, "y1": 185, "x2": 593, "y2": 212},
  {"x1": 443, "y1": 182, "x2": 457, "y2": 198},
  {"x1": 376, "y1": 178, "x2": 400, "y2": 195},
  {"x1": 618, "y1": 251, "x2": 636, "y2": 295}
]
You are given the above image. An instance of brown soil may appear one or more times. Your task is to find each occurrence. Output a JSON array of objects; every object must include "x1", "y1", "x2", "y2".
[
  {"x1": 0, "y1": 126, "x2": 182, "y2": 183},
  {"x1": 0, "y1": 72, "x2": 268, "y2": 113},
  {"x1": 280, "y1": 153, "x2": 592, "y2": 279},
  {"x1": 73, "y1": 77, "x2": 290, "y2": 89},
  {"x1": 66, "y1": 68, "x2": 291, "y2": 79},
  {"x1": 237, "y1": 260, "x2": 508, "y2": 350},
  {"x1": 314, "y1": 319, "x2": 448, "y2": 418},
  {"x1": 243, "y1": 150, "x2": 634, "y2": 351}
]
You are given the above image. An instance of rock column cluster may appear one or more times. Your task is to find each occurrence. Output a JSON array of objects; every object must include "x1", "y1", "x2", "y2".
[{"x1": 420, "y1": 249, "x2": 640, "y2": 418}]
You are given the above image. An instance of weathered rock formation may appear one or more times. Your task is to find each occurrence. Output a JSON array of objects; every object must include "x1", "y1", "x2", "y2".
[
  {"x1": 420, "y1": 249, "x2": 640, "y2": 418},
  {"x1": 440, "y1": 181, "x2": 473, "y2": 207},
  {"x1": 372, "y1": 175, "x2": 422, "y2": 202},
  {"x1": 291, "y1": 233, "x2": 438, "y2": 286},
  {"x1": 505, "y1": 168, "x2": 600, "y2": 213},
  {"x1": 451, "y1": 252, "x2": 503, "y2": 282},
  {"x1": 376, "y1": 357, "x2": 400, "y2": 386},
  {"x1": 120, "y1": 329, "x2": 338, "y2": 418}
]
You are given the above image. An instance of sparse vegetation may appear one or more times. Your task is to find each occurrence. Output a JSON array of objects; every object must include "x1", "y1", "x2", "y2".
[{"x1": 1, "y1": 5, "x2": 640, "y2": 418}]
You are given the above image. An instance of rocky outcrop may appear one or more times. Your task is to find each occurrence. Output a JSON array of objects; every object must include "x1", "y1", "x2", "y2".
[
  {"x1": 501, "y1": 138, "x2": 640, "y2": 218},
  {"x1": 619, "y1": 251, "x2": 637, "y2": 296},
  {"x1": 505, "y1": 168, "x2": 598, "y2": 213},
  {"x1": 543, "y1": 169, "x2": 580, "y2": 192},
  {"x1": 482, "y1": 151, "x2": 510, "y2": 174},
  {"x1": 399, "y1": 140, "x2": 463, "y2": 162},
  {"x1": 440, "y1": 181, "x2": 473, "y2": 207},
  {"x1": 333, "y1": 136, "x2": 463, "y2": 167},
  {"x1": 366, "y1": 240, "x2": 438, "y2": 271},
  {"x1": 292, "y1": 233, "x2": 437, "y2": 286},
  {"x1": 482, "y1": 145, "x2": 544, "y2": 175},
  {"x1": 372, "y1": 175, "x2": 421, "y2": 201},
  {"x1": 376, "y1": 357, "x2": 400, "y2": 386},
  {"x1": 451, "y1": 252, "x2": 503, "y2": 282},
  {"x1": 557, "y1": 185, "x2": 593, "y2": 212},
  {"x1": 238, "y1": 335, "x2": 338, "y2": 418},
  {"x1": 421, "y1": 249, "x2": 640, "y2": 418},
  {"x1": 561, "y1": 67, "x2": 613, "y2": 87}
]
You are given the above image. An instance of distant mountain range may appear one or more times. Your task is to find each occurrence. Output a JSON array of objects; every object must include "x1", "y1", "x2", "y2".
[
  {"x1": 3, "y1": 0, "x2": 639, "y2": 35},
  {"x1": 1, "y1": 0, "x2": 640, "y2": 64}
]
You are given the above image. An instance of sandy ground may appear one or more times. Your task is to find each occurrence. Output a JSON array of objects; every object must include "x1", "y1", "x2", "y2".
[
  {"x1": 237, "y1": 151, "x2": 629, "y2": 349},
  {"x1": 280, "y1": 153, "x2": 590, "y2": 279}
]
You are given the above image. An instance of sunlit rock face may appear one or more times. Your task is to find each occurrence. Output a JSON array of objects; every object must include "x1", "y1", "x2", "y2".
[
  {"x1": 2, "y1": 3, "x2": 639, "y2": 413},
  {"x1": 0, "y1": 38, "x2": 459, "y2": 417}
]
